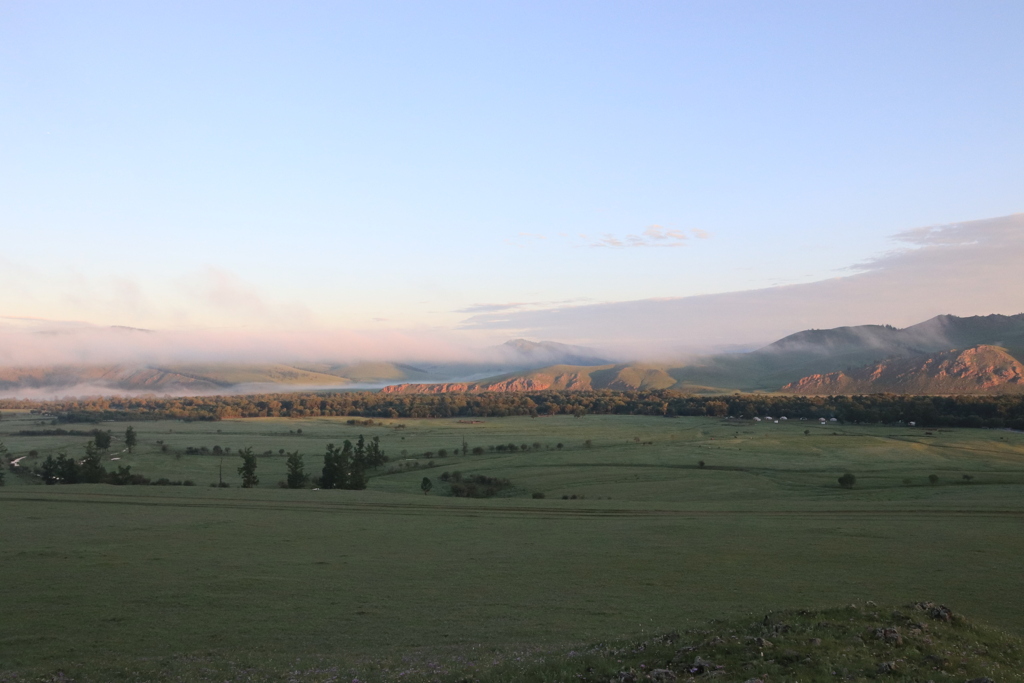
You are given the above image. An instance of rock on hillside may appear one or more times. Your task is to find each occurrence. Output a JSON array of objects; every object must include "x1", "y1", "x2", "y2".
[{"x1": 781, "y1": 345, "x2": 1024, "y2": 395}]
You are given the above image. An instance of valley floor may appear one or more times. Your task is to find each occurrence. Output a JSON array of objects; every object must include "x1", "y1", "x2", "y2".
[{"x1": 2, "y1": 413, "x2": 1023, "y2": 681}]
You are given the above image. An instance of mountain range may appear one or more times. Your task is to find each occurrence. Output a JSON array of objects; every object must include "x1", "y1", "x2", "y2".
[
  {"x1": 382, "y1": 314, "x2": 1024, "y2": 396},
  {"x1": 2, "y1": 314, "x2": 1024, "y2": 397}
]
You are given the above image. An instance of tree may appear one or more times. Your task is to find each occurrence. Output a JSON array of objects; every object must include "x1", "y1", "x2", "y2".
[
  {"x1": 79, "y1": 442, "x2": 106, "y2": 484},
  {"x1": 928, "y1": 473, "x2": 939, "y2": 485},
  {"x1": 321, "y1": 442, "x2": 350, "y2": 490},
  {"x1": 124, "y1": 426, "x2": 137, "y2": 454},
  {"x1": 110, "y1": 465, "x2": 135, "y2": 485},
  {"x1": 93, "y1": 430, "x2": 112, "y2": 450},
  {"x1": 838, "y1": 472, "x2": 856, "y2": 489},
  {"x1": 420, "y1": 477, "x2": 432, "y2": 495},
  {"x1": 237, "y1": 447, "x2": 259, "y2": 488},
  {"x1": 348, "y1": 437, "x2": 368, "y2": 489},
  {"x1": 285, "y1": 451, "x2": 307, "y2": 489},
  {"x1": 40, "y1": 455, "x2": 61, "y2": 485},
  {"x1": 321, "y1": 443, "x2": 339, "y2": 489},
  {"x1": 366, "y1": 436, "x2": 387, "y2": 468},
  {"x1": 57, "y1": 452, "x2": 80, "y2": 484}
]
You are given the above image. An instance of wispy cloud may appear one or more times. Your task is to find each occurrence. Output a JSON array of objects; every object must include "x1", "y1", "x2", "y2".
[
  {"x1": 589, "y1": 226, "x2": 710, "y2": 248},
  {"x1": 505, "y1": 226, "x2": 713, "y2": 250},
  {"x1": 455, "y1": 298, "x2": 594, "y2": 315},
  {"x1": 456, "y1": 303, "x2": 529, "y2": 314}
]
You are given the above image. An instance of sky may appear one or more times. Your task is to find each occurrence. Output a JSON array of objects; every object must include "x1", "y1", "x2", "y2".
[{"x1": 1, "y1": 1, "x2": 1022, "y2": 362}]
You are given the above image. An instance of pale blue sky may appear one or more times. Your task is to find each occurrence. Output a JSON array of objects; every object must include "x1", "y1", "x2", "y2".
[{"x1": 1, "y1": 1, "x2": 1022, "y2": 345}]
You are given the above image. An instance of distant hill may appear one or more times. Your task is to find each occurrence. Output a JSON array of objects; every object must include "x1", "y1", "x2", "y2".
[
  {"x1": 489, "y1": 339, "x2": 610, "y2": 367},
  {"x1": 0, "y1": 364, "x2": 353, "y2": 394},
  {"x1": 763, "y1": 313, "x2": 1024, "y2": 357},
  {"x1": 781, "y1": 345, "x2": 1024, "y2": 395}
]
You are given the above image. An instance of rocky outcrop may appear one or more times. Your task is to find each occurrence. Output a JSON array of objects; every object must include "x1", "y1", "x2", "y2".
[{"x1": 781, "y1": 345, "x2": 1024, "y2": 395}]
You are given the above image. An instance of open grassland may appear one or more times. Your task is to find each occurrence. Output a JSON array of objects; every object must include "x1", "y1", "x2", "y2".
[{"x1": 2, "y1": 411, "x2": 1024, "y2": 681}]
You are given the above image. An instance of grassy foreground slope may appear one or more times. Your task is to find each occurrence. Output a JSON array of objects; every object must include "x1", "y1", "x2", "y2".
[{"x1": 2, "y1": 412, "x2": 1023, "y2": 681}]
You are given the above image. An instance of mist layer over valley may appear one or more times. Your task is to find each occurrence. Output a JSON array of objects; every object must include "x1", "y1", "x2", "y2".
[{"x1": 4, "y1": 313, "x2": 1024, "y2": 398}]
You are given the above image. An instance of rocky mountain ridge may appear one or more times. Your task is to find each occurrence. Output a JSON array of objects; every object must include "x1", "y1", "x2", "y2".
[{"x1": 781, "y1": 345, "x2": 1024, "y2": 395}]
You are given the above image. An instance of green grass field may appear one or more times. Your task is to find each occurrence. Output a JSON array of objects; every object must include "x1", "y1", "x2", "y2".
[{"x1": 2, "y1": 411, "x2": 1023, "y2": 681}]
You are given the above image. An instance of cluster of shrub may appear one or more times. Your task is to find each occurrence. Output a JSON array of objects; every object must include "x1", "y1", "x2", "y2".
[
  {"x1": 15, "y1": 428, "x2": 97, "y2": 437},
  {"x1": 344, "y1": 418, "x2": 406, "y2": 429},
  {"x1": 439, "y1": 471, "x2": 513, "y2": 498},
  {"x1": 492, "y1": 441, "x2": 558, "y2": 452},
  {"x1": 388, "y1": 459, "x2": 435, "y2": 473},
  {"x1": 408, "y1": 442, "x2": 567, "y2": 461},
  {"x1": 839, "y1": 472, "x2": 976, "y2": 489},
  {"x1": 184, "y1": 445, "x2": 230, "y2": 455},
  {"x1": 413, "y1": 448, "x2": 454, "y2": 459}
]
